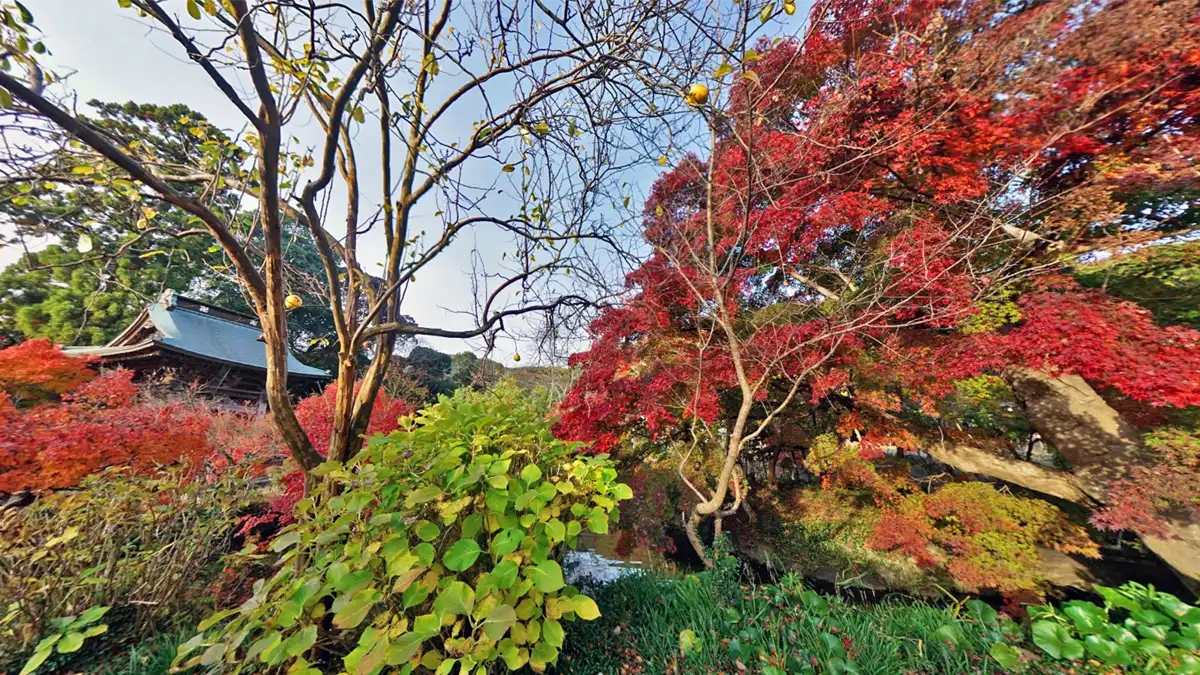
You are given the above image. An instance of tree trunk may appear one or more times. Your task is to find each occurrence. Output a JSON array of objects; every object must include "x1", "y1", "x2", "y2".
[
  {"x1": 685, "y1": 512, "x2": 711, "y2": 568},
  {"x1": 1007, "y1": 369, "x2": 1200, "y2": 590},
  {"x1": 343, "y1": 333, "x2": 397, "y2": 461},
  {"x1": 1007, "y1": 369, "x2": 1150, "y2": 503},
  {"x1": 925, "y1": 442, "x2": 1090, "y2": 504},
  {"x1": 327, "y1": 353, "x2": 358, "y2": 463}
]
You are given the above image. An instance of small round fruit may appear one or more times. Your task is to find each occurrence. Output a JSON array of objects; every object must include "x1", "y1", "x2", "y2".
[
  {"x1": 784, "y1": 1, "x2": 797, "y2": 15},
  {"x1": 685, "y1": 83, "x2": 709, "y2": 106},
  {"x1": 285, "y1": 294, "x2": 303, "y2": 310},
  {"x1": 513, "y1": 354, "x2": 521, "y2": 362}
]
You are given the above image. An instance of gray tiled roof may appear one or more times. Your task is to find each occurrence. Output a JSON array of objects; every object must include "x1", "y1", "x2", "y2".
[{"x1": 65, "y1": 291, "x2": 329, "y2": 378}]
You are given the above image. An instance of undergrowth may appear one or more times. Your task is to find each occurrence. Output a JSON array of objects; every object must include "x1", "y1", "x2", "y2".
[
  {"x1": 558, "y1": 545, "x2": 1004, "y2": 675},
  {"x1": 89, "y1": 631, "x2": 190, "y2": 675}
]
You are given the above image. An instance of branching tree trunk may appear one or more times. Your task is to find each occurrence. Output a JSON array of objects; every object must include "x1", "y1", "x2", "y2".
[
  {"x1": 0, "y1": 0, "x2": 727, "y2": 480},
  {"x1": 1009, "y1": 370, "x2": 1200, "y2": 589},
  {"x1": 926, "y1": 370, "x2": 1200, "y2": 588}
]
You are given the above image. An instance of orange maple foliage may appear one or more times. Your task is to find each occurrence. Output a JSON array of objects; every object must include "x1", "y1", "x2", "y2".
[
  {"x1": 0, "y1": 343, "x2": 212, "y2": 493},
  {"x1": 0, "y1": 338, "x2": 96, "y2": 403}
]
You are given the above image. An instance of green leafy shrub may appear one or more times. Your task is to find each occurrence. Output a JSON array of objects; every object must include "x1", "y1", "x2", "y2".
[
  {"x1": 14, "y1": 606, "x2": 110, "y2": 675},
  {"x1": 990, "y1": 582, "x2": 1200, "y2": 673},
  {"x1": 179, "y1": 386, "x2": 631, "y2": 674},
  {"x1": 0, "y1": 467, "x2": 253, "y2": 672}
]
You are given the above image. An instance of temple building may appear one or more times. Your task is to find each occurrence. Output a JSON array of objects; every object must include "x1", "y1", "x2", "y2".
[{"x1": 65, "y1": 290, "x2": 329, "y2": 404}]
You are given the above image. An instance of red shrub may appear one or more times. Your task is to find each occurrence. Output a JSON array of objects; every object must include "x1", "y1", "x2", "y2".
[
  {"x1": 0, "y1": 368, "x2": 211, "y2": 492},
  {"x1": 294, "y1": 382, "x2": 417, "y2": 456},
  {"x1": 0, "y1": 338, "x2": 95, "y2": 403},
  {"x1": 868, "y1": 482, "x2": 1099, "y2": 593}
]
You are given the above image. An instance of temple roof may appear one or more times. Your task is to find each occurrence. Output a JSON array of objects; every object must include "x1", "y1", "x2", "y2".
[{"x1": 64, "y1": 290, "x2": 329, "y2": 379}]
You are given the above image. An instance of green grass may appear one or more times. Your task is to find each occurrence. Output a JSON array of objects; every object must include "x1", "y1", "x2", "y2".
[
  {"x1": 0, "y1": 630, "x2": 189, "y2": 675},
  {"x1": 79, "y1": 631, "x2": 189, "y2": 675},
  {"x1": 559, "y1": 561, "x2": 1006, "y2": 675}
]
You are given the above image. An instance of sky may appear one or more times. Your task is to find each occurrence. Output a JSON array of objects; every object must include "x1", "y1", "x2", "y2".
[{"x1": 1, "y1": 0, "x2": 810, "y2": 363}]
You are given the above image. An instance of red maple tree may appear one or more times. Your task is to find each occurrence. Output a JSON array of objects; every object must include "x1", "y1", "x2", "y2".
[
  {"x1": 0, "y1": 338, "x2": 96, "y2": 404},
  {"x1": 0, "y1": 340, "x2": 417, "y2": 508},
  {"x1": 555, "y1": 0, "x2": 1200, "y2": 587}
]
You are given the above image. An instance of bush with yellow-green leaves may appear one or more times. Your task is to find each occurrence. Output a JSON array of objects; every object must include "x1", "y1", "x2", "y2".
[{"x1": 177, "y1": 385, "x2": 631, "y2": 675}]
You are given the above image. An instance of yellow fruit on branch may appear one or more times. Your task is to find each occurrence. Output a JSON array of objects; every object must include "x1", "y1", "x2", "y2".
[
  {"x1": 513, "y1": 354, "x2": 521, "y2": 362},
  {"x1": 285, "y1": 294, "x2": 303, "y2": 310},
  {"x1": 784, "y1": 1, "x2": 797, "y2": 15},
  {"x1": 685, "y1": 83, "x2": 709, "y2": 106}
]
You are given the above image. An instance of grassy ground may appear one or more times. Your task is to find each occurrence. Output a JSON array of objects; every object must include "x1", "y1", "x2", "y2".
[
  {"x1": 1, "y1": 627, "x2": 190, "y2": 675},
  {"x1": 76, "y1": 569, "x2": 1004, "y2": 675},
  {"x1": 42, "y1": 557, "x2": 1001, "y2": 675},
  {"x1": 558, "y1": 559, "x2": 1007, "y2": 675},
  {"x1": 87, "y1": 632, "x2": 189, "y2": 675}
]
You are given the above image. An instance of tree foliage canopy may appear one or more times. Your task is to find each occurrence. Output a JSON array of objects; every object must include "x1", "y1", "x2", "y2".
[{"x1": 555, "y1": 0, "x2": 1200, "y2": 588}]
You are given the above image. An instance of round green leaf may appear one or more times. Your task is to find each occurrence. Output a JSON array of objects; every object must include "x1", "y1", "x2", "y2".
[
  {"x1": 336, "y1": 569, "x2": 374, "y2": 594},
  {"x1": 333, "y1": 589, "x2": 381, "y2": 629},
  {"x1": 56, "y1": 632, "x2": 84, "y2": 654},
  {"x1": 530, "y1": 640, "x2": 558, "y2": 665},
  {"x1": 528, "y1": 560, "x2": 564, "y2": 593},
  {"x1": 679, "y1": 628, "x2": 699, "y2": 656},
  {"x1": 545, "y1": 519, "x2": 566, "y2": 543},
  {"x1": 611, "y1": 483, "x2": 633, "y2": 500},
  {"x1": 415, "y1": 542, "x2": 437, "y2": 565},
  {"x1": 415, "y1": 520, "x2": 440, "y2": 542},
  {"x1": 521, "y1": 464, "x2": 543, "y2": 484},
  {"x1": 1032, "y1": 620, "x2": 1086, "y2": 661},
  {"x1": 1135, "y1": 638, "x2": 1170, "y2": 659},
  {"x1": 433, "y1": 581, "x2": 475, "y2": 617},
  {"x1": 501, "y1": 645, "x2": 528, "y2": 670},
  {"x1": 932, "y1": 624, "x2": 961, "y2": 647},
  {"x1": 587, "y1": 512, "x2": 609, "y2": 534},
  {"x1": 989, "y1": 642, "x2": 1022, "y2": 669},
  {"x1": 284, "y1": 626, "x2": 317, "y2": 658},
  {"x1": 461, "y1": 513, "x2": 484, "y2": 539},
  {"x1": 482, "y1": 604, "x2": 517, "y2": 641},
  {"x1": 491, "y1": 559, "x2": 519, "y2": 589},
  {"x1": 543, "y1": 619, "x2": 564, "y2": 648},
  {"x1": 406, "y1": 485, "x2": 443, "y2": 507},
  {"x1": 492, "y1": 527, "x2": 522, "y2": 556},
  {"x1": 572, "y1": 595, "x2": 601, "y2": 620},
  {"x1": 1031, "y1": 620, "x2": 1067, "y2": 658},
  {"x1": 443, "y1": 539, "x2": 482, "y2": 572},
  {"x1": 1084, "y1": 635, "x2": 1132, "y2": 666}
]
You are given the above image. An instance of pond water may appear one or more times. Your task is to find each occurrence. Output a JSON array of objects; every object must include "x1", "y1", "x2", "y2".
[
  {"x1": 564, "y1": 530, "x2": 646, "y2": 585},
  {"x1": 564, "y1": 528, "x2": 709, "y2": 586}
]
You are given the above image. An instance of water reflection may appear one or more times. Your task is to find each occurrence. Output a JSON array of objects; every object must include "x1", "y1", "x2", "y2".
[{"x1": 564, "y1": 530, "x2": 645, "y2": 585}]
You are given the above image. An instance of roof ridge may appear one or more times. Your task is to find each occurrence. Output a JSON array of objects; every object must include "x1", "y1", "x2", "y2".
[{"x1": 166, "y1": 292, "x2": 262, "y2": 329}]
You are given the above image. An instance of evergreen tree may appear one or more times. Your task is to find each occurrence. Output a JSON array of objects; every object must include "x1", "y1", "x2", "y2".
[{"x1": 0, "y1": 101, "x2": 339, "y2": 369}]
